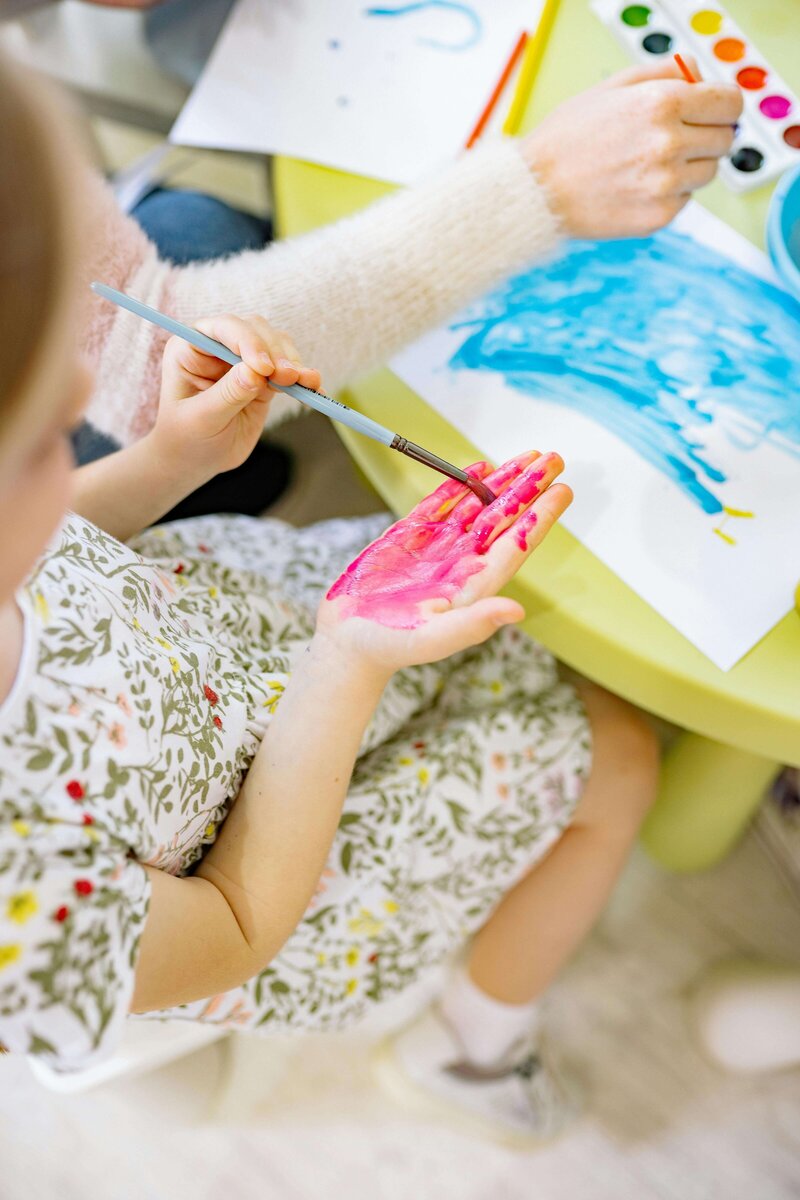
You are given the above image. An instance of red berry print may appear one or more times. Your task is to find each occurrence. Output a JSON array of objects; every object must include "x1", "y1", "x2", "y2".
[
  {"x1": 412, "y1": 741, "x2": 426, "y2": 751},
  {"x1": 213, "y1": 715, "x2": 222, "y2": 729},
  {"x1": 174, "y1": 562, "x2": 184, "y2": 574},
  {"x1": 204, "y1": 684, "x2": 219, "y2": 706},
  {"x1": 82, "y1": 813, "x2": 94, "y2": 826},
  {"x1": 368, "y1": 953, "x2": 379, "y2": 964},
  {"x1": 74, "y1": 879, "x2": 93, "y2": 897},
  {"x1": 54, "y1": 906, "x2": 70, "y2": 923},
  {"x1": 197, "y1": 543, "x2": 210, "y2": 553},
  {"x1": 66, "y1": 780, "x2": 84, "y2": 801}
]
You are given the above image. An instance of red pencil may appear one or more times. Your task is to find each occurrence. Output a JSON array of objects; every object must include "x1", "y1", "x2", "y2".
[
  {"x1": 674, "y1": 53, "x2": 697, "y2": 84},
  {"x1": 466, "y1": 30, "x2": 529, "y2": 150}
]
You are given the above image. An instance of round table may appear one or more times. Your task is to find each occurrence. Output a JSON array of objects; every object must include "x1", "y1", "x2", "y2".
[{"x1": 273, "y1": 0, "x2": 800, "y2": 871}]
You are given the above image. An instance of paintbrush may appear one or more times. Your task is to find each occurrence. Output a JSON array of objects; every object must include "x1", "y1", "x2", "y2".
[{"x1": 91, "y1": 283, "x2": 495, "y2": 506}]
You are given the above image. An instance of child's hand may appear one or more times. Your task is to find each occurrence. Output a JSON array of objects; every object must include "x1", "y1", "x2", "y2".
[
  {"x1": 316, "y1": 451, "x2": 571, "y2": 674},
  {"x1": 149, "y1": 314, "x2": 322, "y2": 485},
  {"x1": 523, "y1": 59, "x2": 742, "y2": 239}
]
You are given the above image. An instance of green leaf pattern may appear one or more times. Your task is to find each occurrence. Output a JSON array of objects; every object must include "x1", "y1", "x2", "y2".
[{"x1": 0, "y1": 512, "x2": 589, "y2": 1066}]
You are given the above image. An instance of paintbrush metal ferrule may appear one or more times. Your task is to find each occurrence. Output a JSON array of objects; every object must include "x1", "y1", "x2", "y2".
[
  {"x1": 391, "y1": 437, "x2": 496, "y2": 506},
  {"x1": 390, "y1": 435, "x2": 469, "y2": 483}
]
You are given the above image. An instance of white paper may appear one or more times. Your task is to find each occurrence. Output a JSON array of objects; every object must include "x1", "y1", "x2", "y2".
[
  {"x1": 391, "y1": 203, "x2": 800, "y2": 670},
  {"x1": 171, "y1": 0, "x2": 540, "y2": 184}
]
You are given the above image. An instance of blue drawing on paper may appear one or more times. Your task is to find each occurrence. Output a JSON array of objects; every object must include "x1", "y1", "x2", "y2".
[
  {"x1": 364, "y1": 2, "x2": 482, "y2": 50},
  {"x1": 448, "y1": 230, "x2": 800, "y2": 515}
]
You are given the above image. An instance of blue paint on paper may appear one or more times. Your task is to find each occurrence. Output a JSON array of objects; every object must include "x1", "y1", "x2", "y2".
[
  {"x1": 364, "y1": 2, "x2": 482, "y2": 50},
  {"x1": 448, "y1": 230, "x2": 800, "y2": 514}
]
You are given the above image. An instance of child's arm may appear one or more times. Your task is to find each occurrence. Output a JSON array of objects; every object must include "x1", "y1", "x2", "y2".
[
  {"x1": 72, "y1": 316, "x2": 321, "y2": 542},
  {"x1": 130, "y1": 453, "x2": 571, "y2": 1012}
]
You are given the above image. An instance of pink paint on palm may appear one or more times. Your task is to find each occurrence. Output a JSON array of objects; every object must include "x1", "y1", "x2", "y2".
[
  {"x1": 326, "y1": 452, "x2": 556, "y2": 630},
  {"x1": 325, "y1": 515, "x2": 486, "y2": 629},
  {"x1": 470, "y1": 457, "x2": 551, "y2": 551}
]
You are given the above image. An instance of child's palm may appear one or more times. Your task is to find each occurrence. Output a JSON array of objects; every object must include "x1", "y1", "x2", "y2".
[{"x1": 318, "y1": 452, "x2": 571, "y2": 671}]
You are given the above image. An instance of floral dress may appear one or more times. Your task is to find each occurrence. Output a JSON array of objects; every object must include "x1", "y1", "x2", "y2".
[{"x1": 0, "y1": 512, "x2": 590, "y2": 1072}]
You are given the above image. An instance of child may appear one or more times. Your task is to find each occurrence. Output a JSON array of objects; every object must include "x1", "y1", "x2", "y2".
[{"x1": 0, "y1": 58, "x2": 658, "y2": 1144}]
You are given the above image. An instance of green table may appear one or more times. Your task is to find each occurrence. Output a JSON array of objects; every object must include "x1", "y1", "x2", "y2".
[{"x1": 273, "y1": 0, "x2": 800, "y2": 871}]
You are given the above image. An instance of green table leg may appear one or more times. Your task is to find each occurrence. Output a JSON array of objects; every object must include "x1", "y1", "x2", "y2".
[{"x1": 641, "y1": 733, "x2": 780, "y2": 873}]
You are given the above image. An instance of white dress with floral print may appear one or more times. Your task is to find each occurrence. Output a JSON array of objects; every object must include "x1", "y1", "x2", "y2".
[{"x1": 0, "y1": 512, "x2": 590, "y2": 1072}]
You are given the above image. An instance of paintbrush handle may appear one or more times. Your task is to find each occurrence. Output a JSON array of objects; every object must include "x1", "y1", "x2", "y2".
[{"x1": 90, "y1": 282, "x2": 397, "y2": 449}]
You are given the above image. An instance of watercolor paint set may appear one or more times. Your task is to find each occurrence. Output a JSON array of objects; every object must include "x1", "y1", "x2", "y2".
[{"x1": 592, "y1": 1, "x2": 800, "y2": 192}]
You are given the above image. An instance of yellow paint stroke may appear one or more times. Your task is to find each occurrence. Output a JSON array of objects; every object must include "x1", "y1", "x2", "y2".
[{"x1": 712, "y1": 506, "x2": 756, "y2": 546}]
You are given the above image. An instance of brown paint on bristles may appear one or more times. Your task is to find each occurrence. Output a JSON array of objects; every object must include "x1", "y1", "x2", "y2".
[{"x1": 465, "y1": 475, "x2": 497, "y2": 506}]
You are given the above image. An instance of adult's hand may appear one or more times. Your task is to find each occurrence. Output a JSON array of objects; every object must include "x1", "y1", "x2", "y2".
[{"x1": 522, "y1": 60, "x2": 743, "y2": 239}]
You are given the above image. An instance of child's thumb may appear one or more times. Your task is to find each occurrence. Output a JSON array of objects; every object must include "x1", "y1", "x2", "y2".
[{"x1": 212, "y1": 362, "x2": 264, "y2": 412}]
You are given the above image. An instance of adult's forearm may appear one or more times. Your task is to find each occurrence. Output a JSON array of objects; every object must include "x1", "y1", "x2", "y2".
[{"x1": 82, "y1": 141, "x2": 561, "y2": 446}]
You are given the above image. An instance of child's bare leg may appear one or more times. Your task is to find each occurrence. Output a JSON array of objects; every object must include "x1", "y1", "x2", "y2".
[{"x1": 466, "y1": 683, "x2": 660, "y2": 1005}]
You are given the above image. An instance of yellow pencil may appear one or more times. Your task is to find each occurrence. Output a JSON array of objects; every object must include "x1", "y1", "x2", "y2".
[{"x1": 502, "y1": 0, "x2": 561, "y2": 136}]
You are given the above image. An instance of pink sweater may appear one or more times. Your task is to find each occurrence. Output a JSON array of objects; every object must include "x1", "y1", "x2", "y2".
[{"x1": 78, "y1": 139, "x2": 561, "y2": 446}]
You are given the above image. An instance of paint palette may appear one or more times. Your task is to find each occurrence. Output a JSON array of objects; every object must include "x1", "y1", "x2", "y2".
[{"x1": 592, "y1": 0, "x2": 800, "y2": 192}]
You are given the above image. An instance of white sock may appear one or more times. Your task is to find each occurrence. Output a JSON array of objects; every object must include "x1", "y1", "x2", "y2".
[{"x1": 439, "y1": 968, "x2": 543, "y2": 1067}]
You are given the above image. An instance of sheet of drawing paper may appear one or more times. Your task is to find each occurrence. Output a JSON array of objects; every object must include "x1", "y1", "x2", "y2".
[
  {"x1": 170, "y1": 0, "x2": 541, "y2": 183},
  {"x1": 391, "y1": 203, "x2": 800, "y2": 670}
]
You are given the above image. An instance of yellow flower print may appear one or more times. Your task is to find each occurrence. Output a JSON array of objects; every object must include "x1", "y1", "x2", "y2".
[
  {"x1": 132, "y1": 617, "x2": 142, "y2": 631},
  {"x1": 345, "y1": 947, "x2": 360, "y2": 967},
  {"x1": 346, "y1": 978, "x2": 358, "y2": 995},
  {"x1": 262, "y1": 681, "x2": 285, "y2": 712},
  {"x1": 6, "y1": 892, "x2": 37, "y2": 925},
  {"x1": 204, "y1": 822, "x2": 217, "y2": 839},
  {"x1": 208, "y1": 587, "x2": 218, "y2": 599},
  {"x1": 11, "y1": 821, "x2": 30, "y2": 838},
  {"x1": 155, "y1": 637, "x2": 172, "y2": 650},
  {"x1": 347, "y1": 910, "x2": 385, "y2": 937},
  {"x1": 398, "y1": 756, "x2": 413, "y2": 766},
  {"x1": 316, "y1": 952, "x2": 327, "y2": 966},
  {"x1": 169, "y1": 657, "x2": 182, "y2": 675},
  {"x1": 33, "y1": 592, "x2": 50, "y2": 624},
  {"x1": 383, "y1": 900, "x2": 399, "y2": 915},
  {"x1": 0, "y1": 945, "x2": 22, "y2": 971},
  {"x1": 490, "y1": 680, "x2": 504, "y2": 694},
  {"x1": 418, "y1": 767, "x2": 430, "y2": 785},
  {"x1": 84, "y1": 827, "x2": 100, "y2": 844}
]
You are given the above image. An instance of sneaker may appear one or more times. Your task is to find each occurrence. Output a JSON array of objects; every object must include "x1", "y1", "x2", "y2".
[{"x1": 371, "y1": 1006, "x2": 581, "y2": 1148}]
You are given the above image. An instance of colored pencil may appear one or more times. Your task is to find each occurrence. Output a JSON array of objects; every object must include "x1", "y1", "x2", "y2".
[
  {"x1": 674, "y1": 53, "x2": 697, "y2": 84},
  {"x1": 90, "y1": 282, "x2": 496, "y2": 505},
  {"x1": 502, "y1": 0, "x2": 561, "y2": 136},
  {"x1": 465, "y1": 30, "x2": 529, "y2": 149}
]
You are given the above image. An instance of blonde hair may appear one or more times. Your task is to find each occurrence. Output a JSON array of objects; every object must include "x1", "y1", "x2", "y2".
[{"x1": 0, "y1": 54, "x2": 75, "y2": 435}]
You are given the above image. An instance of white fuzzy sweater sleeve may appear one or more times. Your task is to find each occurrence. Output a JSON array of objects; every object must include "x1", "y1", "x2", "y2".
[{"x1": 84, "y1": 139, "x2": 561, "y2": 444}]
